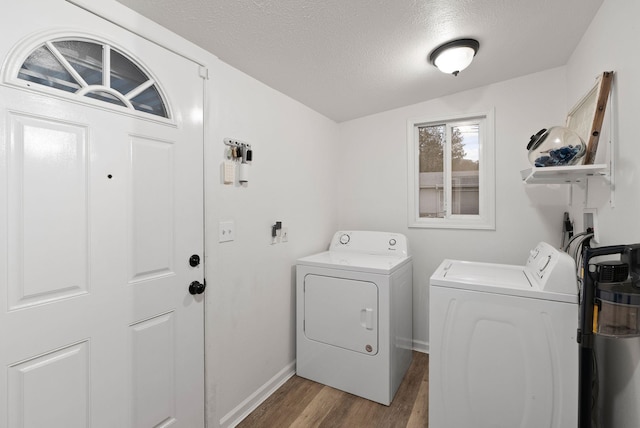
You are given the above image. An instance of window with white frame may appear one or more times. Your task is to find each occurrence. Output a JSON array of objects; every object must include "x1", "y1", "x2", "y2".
[{"x1": 407, "y1": 111, "x2": 495, "y2": 229}]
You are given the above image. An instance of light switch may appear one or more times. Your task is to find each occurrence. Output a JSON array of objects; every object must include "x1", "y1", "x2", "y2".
[{"x1": 219, "y1": 220, "x2": 235, "y2": 243}]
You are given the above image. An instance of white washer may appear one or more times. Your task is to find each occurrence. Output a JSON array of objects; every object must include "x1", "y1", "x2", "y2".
[
  {"x1": 429, "y1": 242, "x2": 579, "y2": 428},
  {"x1": 296, "y1": 230, "x2": 413, "y2": 405}
]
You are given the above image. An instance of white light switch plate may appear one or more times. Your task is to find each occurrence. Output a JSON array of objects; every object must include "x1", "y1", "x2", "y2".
[{"x1": 219, "y1": 220, "x2": 235, "y2": 243}]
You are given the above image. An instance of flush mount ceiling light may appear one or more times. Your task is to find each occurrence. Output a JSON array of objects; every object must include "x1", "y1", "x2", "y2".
[{"x1": 429, "y1": 38, "x2": 480, "y2": 76}]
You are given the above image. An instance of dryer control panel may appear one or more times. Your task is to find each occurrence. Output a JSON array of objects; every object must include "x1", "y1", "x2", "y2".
[
  {"x1": 525, "y1": 242, "x2": 577, "y2": 295},
  {"x1": 329, "y1": 231, "x2": 408, "y2": 257}
]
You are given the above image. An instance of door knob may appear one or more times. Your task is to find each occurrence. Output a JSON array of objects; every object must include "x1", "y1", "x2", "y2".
[{"x1": 188, "y1": 280, "x2": 206, "y2": 295}]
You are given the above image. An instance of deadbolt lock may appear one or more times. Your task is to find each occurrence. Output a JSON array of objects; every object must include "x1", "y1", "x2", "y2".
[{"x1": 189, "y1": 254, "x2": 201, "y2": 267}]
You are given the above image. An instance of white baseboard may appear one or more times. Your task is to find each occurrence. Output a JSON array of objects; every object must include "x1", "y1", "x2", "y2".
[
  {"x1": 221, "y1": 343, "x2": 428, "y2": 427},
  {"x1": 413, "y1": 339, "x2": 429, "y2": 354},
  {"x1": 220, "y1": 360, "x2": 296, "y2": 428}
]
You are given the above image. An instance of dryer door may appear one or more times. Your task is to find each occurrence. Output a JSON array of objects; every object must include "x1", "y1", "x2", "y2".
[{"x1": 303, "y1": 274, "x2": 378, "y2": 355}]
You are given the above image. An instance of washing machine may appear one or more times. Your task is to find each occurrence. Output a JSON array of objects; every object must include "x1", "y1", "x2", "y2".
[
  {"x1": 296, "y1": 230, "x2": 413, "y2": 405},
  {"x1": 429, "y1": 242, "x2": 579, "y2": 428}
]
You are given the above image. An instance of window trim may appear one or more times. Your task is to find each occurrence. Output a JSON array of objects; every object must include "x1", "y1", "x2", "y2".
[{"x1": 407, "y1": 109, "x2": 495, "y2": 230}]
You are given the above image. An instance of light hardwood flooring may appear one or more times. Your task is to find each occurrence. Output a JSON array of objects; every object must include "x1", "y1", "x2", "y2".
[{"x1": 237, "y1": 351, "x2": 429, "y2": 428}]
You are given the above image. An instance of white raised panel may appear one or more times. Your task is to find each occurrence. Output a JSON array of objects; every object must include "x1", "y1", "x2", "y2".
[
  {"x1": 8, "y1": 341, "x2": 90, "y2": 428},
  {"x1": 8, "y1": 114, "x2": 88, "y2": 310},
  {"x1": 131, "y1": 312, "x2": 176, "y2": 427},
  {"x1": 129, "y1": 136, "x2": 174, "y2": 283}
]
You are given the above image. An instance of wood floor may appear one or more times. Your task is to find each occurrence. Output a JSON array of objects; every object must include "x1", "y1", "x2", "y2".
[{"x1": 237, "y1": 351, "x2": 429, "y2": 428}]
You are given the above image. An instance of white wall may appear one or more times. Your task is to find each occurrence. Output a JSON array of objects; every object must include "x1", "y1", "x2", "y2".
[
  {"x1": 203, "y1": 59, "x2": 339, "y2": 426},
  {"x1": 185, "y1": 0, "x2": 640, "y2": 423},
  {"x1": 565, "y1": 0, "x2": 640, "y2": 246},
  {"x1": 337, "y1": 68, "x2": 571, "y2": 349},
  {"x1": 144, "y1": 0, "x2": 640, "y2": 424}
]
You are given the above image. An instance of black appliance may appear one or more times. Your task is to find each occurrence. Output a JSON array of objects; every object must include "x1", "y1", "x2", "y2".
[{"x1": 578, "y1": 244, "x2": 640, "y2": 428}]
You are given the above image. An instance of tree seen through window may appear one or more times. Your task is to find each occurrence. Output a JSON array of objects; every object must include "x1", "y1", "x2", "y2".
[{"x1": 418, "y1": 123, "x2": 480, "y2": 217}]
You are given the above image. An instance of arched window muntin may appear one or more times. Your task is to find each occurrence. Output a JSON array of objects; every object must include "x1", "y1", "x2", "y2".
[{"x1": 2, "y1": 31, "x2": 173, "y2": 123}]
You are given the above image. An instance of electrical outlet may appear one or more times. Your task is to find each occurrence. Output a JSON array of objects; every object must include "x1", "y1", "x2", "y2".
[
  {"x1": 219, "y1": 220, "x2": 235, "y2": 243},
  {"x1": 281, "y1": 227, "x2": 289, "y2": 242},
  {"x1": 583, "y1": 209, "x2": 599, "y2": 243}
]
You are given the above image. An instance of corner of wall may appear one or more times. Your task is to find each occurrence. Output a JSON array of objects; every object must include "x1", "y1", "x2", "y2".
[{"x1": 218, "y1": 361, "x2": 296, "y2": 428}]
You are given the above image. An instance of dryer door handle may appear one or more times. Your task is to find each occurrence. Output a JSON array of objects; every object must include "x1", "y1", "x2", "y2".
[{"x1": 360, "y1": 308, "x2": 374, "y2": 330}]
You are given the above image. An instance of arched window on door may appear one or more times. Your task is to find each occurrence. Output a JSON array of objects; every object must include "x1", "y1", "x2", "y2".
[{"x1": 17, "y1": 38, "x2": 169, "y2": 118}]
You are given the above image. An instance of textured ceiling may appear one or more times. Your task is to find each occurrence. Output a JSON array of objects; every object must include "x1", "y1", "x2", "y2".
[{"x1": 115, "y1": 0, "x2": 603, "y2": 122}]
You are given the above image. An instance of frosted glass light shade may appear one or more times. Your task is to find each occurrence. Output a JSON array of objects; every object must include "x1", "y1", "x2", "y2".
[
  {"x1": 429, "y1": 39, "x2": 479, "y2": 76},
  {"x1": 434, "y1": 46, "x2": 475, "y2": 74}
]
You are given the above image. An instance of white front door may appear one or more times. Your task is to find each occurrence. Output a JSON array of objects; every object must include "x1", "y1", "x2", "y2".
[{"x1": 0, "y1": 3, "x2": 205, "y2": 427}]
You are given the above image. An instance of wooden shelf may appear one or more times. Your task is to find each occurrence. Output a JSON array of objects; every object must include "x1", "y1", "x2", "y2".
[{"x1": 520, "y1": 164, "x2": 608, "y2": 184}]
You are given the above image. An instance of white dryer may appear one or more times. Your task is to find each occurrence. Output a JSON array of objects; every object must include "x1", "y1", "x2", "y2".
[
  {"x1": 429, "y1": 242, "x2": 579, "y2": 428},
  {"x1": 296, "y1": 231, "x2": 413, "y2": 405}
]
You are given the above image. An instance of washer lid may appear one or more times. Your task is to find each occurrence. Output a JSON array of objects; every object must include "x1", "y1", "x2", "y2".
[
  {"x1": 297, "y1": 251, "x2": 411, "y2": 274},
  {"x1": 430, "y1": 259, "x2": 577, "y2": 303}
]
